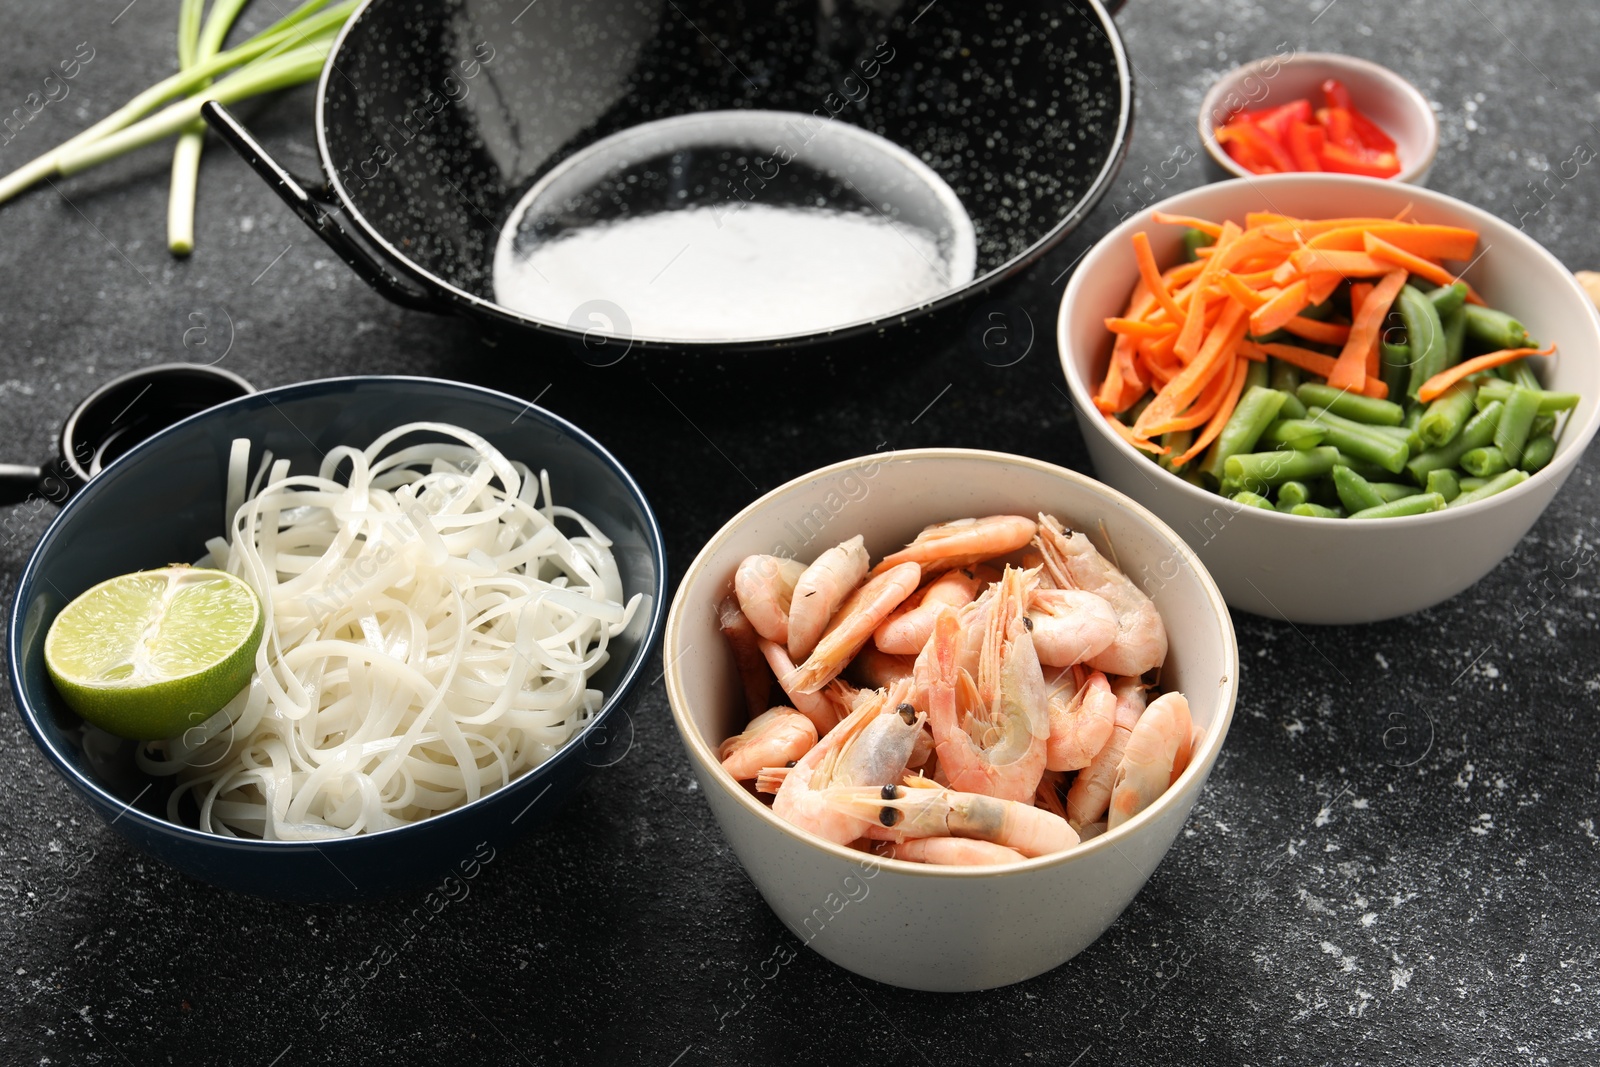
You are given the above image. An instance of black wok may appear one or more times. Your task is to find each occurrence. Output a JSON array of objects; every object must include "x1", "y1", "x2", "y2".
[{"x1": 206, "y1": 0, "x2": 1132, "y2": 369}]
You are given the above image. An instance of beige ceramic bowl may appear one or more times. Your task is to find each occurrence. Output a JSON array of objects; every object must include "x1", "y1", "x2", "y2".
[
  {"x1": 1058, "y1": 174, "x2": 1600, "y2": 624},
  {"x1": 1199, "y1": 51, "x2": 1438, "y2": 185},
  {"x1": 663, "y1": 449, "x2": 1238, "y2": 991}
]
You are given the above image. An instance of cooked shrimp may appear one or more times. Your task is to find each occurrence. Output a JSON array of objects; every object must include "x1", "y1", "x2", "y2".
[
  {"x1": 782, "y1": 562, "x2": 920, "y2": 695},
  {"x1": 719, "y1": 708, "x2": 818, "y2": 781},
  {"x1": 759, "y1": 638, "x2": 853, "y2": 734},
  {"x1": 769, "y1": 680, "x2": 926, "y2": 844},
  {"x1": 1107, "y1": 692, "x2": 1191, "y2": 829},
  {"x1": 919, "y1": 568, "x2": 1048, "y2": 804},
  {"x1": 718, "y1": 595, "x2": 774, "y2": 718},
  {"x1": 881, "y1": 837, "x2": 1026, "y2": 865},
  {"x1": 1077, "y1": 821, "x2": 1108, "y2": 842},
  {"x1": 1045, "y1": 668, "x2": 1116, "y2": 772},
  {"x1": 873, "y1": 514, "x2": 1038, "y2": 576},
  {"x1": 1035, "y1": 769, "x2": 1070, "y2": 820},
  {"x1": 847, "y1": 643, "x2": 916, "y2": 689},
  {"x1": 873, "y1": 566, "x2": 993, "y2": 655},
  {"x1": 734, "y1": 555, "x2": 807, "y2": 645},
  {"x1": 786, "y1": 535, "x2": 869, "y2": 661},
  {"x1": 1034, "y1": 513, "x2": 1167, "y2": 677},
  {"x1": 826, "y1": 781, "x2": 1078, "y2": 858},
  {"x1": 1065, "y1": 675, "x2": 1146, "y2": 827},
  {"x1": 1028, "y1": 589, "x2": 1118, "y2": 668},
  {"x1": 1171, "y1": 721, "x2": 1198, "y2": 786}
]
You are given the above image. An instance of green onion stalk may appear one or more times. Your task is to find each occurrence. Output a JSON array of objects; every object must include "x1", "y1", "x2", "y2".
[{"x1": 0, "y1": 0, "x2": 356, "y2": 254}]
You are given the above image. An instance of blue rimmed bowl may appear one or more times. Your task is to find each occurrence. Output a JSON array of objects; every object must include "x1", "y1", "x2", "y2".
[{"x1": 9, "y1": 376, "x2": 666, "y2": 902}]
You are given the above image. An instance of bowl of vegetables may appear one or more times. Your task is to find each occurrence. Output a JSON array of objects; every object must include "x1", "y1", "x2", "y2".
[
  {"x1": 663, "y1": 449, "x2": 1238, "y2": 990},
  {"x1": 1057, "y1": 174, "x2": 1600, "y2": 624},
  {"x1": 9, "y1": 377, "x2": 667, "y2": 901},
  {"x1": 1199, "y1": 52, "x2": 1438, "y2": 185}
]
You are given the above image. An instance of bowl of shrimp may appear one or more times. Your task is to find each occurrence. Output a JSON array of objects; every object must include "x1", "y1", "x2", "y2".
[{"x1": 663, "y1": 448, "x2": 1238, "y2": 991}]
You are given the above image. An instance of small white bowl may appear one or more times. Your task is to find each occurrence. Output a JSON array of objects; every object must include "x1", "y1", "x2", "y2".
[
  {"x1": 664, "y1": 449, "x2": 1238, "y2": 991},
  {"x1": 1057, "y1": 174, "x2": 1600, "y2": 625},
  {"x1": 1199, "y1": 51, "x2": 1439, "y2": 185}
]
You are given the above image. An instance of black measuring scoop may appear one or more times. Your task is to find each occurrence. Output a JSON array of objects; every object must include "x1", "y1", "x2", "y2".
[{"x1": 0, "y1": 363, "x2": 254, "y2": 507}]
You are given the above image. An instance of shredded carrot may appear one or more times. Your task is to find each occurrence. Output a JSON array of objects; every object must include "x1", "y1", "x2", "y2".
[
  {"x1": 1329, "y1": 270, "x2": 1406, "y2": 392},
  {"x1": 1349, "y1": 281, "x2": 1378, "y2": 378},
  {"x1": 1250, "y1": 279, "x2": 1311, "y2": 336},
  {"x1": 1172, "y1": 358, "x2": 1251, "y2": 468},
  {"x1": 1241, "y1": 341, "x2": 1389, "y2": 398},
  {"x1": 1132, "y1": 231, "x2": 1188, "y2": 324},
  {"x1": 1308, "y1": 224, "x2": 1478, "y2": 260},
  {"x1": 1152, "y1": 211, "x2": 1224, "y2": 238},
  {"x1": 1415, "y1": 345, "x2": 1555, "y2": 402},
  {"x1": 1306, "y1": 271, "x2": 1344, "y2": 306},
  {"x1": 1221, "y1": 275, "x2": 1272, "y2": 311},
  {"x1": 1140, "y1": 347, "x2": 1238, "y2": 436},
  {"x1": 1281, "y1": 317, "x2": 1350, "y2": 345},
  {"x1": 1107, "y1": 317, "x2": 1179, "y2": 339},
  {"x1": 1362, "y1": 232, "x2": 1485, "y2": 304},
  {"x1": 1106, "y1": 413, "x2": 1169, "y2": 455},
  {"x1": 1135, "y1": 301, "x2": 1249, "y2": 438},
  {"x1": 1289, "y1": 248, "x2": 1396, "y2": 278}
]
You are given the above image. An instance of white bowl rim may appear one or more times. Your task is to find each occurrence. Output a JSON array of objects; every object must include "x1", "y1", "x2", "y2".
[
  {"x1": 1197, "y1": 50, "x2": 1440, "y2": 185},
  {"x1": 1057, "y1": 173, "x2": 1600, "y2": 529},
  {"x1": 663, "y1": 446, "x2": 1240, "y2": 879}
]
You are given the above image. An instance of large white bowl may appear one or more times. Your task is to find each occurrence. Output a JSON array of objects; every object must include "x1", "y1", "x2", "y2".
[
  {"x1": 663, "y1": 449, "x2": 1238, "y2": 991},
  {"x1": 1058, "y1": 174, "x2": 1600, "y2": 625}
]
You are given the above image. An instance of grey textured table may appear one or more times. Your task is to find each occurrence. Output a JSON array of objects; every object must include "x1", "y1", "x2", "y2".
[{"x1": 2, "y1": 2, "x2": 1598, "y2": 1064}]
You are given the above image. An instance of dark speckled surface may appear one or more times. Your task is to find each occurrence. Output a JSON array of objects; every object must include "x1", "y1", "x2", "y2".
[{"x1": 1, "y1": 1, "x2": 1597, "y2": 1064}]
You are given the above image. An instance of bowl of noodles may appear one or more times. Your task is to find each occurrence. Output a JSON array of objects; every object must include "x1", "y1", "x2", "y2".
[{"x1": 9, "y1": 377, "x2": 666, "y2": 902}]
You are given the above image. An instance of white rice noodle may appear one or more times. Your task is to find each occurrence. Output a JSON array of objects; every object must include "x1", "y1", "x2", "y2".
[{"x1": 137, "y1": 422, "x2": 642, "y2": 840}]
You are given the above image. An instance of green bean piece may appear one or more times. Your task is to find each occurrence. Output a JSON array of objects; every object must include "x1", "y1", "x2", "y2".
[
  {"x1": 1200, "y1": 386, "x2": 1289, "y2": 482},
  {"x1": 1244, "y1": 359, "x2": 1270, "y2": 392},
  {"x1": 1458, "y1": 476, "x2": 1488, "y2": 492},
  {"x1": 1441, "y1": 304, "x2": 1467, "y2": 369},
  {"x1": 1406, "y1": 400, "x2": 1504, "y2": 482},
  {"x1": 1275, "y1": 480, "x2": 1312, "y2": 510},
  {"x1": 1225, "y1": 446, "x2": 1341, "y2": 490},
  {"x1": 1427, "y1": 282, "x2": 1469, "y2": 317},
  {"x1": 1349, "y1": 492, "x2": 1447, "y2": 519},
  {"x1": 1231, "y1": 491, "x2": 1276, "y2": 510},
  {"x1": 1493, "y1": 386, "x2": 1541, "y2": 467},
  {"x1": 1380, "y1": 320, "x2": 1410, "y2": 404},
  {"x1": 1529, "y1": 414, "x2": 1556, "y2": 440},
  {"x1": 1460, "y1": 446, "x2": 1511, "y2": 477},
  {"x1": 1289, "y1": 503, "x2": 1345, "y2": 518},
  {"x1": 1425, "y1": 468, "x2": 1461, "y2": 502},
  {"x1": 1296, "y1": 382, "x2": 1406, "y2": 426},
  {"x1": 1122, "y1": 393, "x2": 1152, "y2": 426},
  {"x1": 1400, "y1": 285, "x2": 1448, "y2": 401},
  {"x1": 1371, "y1": 482, "x2": 1423, "y2": 502},
  {"x1": 1520, "y1": 433, "x2": 1556, "y2": 473},
  {"x1": 1263, "y1": 419, "x2": 1327, "y2": 450},
  {"x1": 1268, "y1": 358, "x2": 1301, "y2": 397},
  {"x1": 1158, "y1": 429, "x2": 1193, "y2": 474},
  {"x1": 1183, "y1": 227, "x2": 1215, "y2": 263},
  {"x1": 1447, "y1": 470, "x2": 1530, "y2": 507},
  {"x1": 1331, "y1": 464, "x2": 1385, "y2": 512},
  {"x1": 1277, "y1": 392, "x2": 1309, "y2": 420},
  {"x1": 1306, "y1": 407, "x2": 1410, "y2": 473},
  {"x1": 1473, "y1": 379, "x2": 1579, "y2": 413},
  {"x1": 1417, "y1": 380, "x2": 1477, "y2": 448},
  {"x1": 1462, "y1": 304, "x2": 1533, "y2": 350},
  {"x1": 1506, "y1": 357, "x2": 1544, "y2": 392}
]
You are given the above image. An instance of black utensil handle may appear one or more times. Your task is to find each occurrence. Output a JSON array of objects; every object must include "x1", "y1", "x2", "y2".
[
  {"x1": 201, "y1": 101, "x2": 442, "y2": 314},
  {"x1": 1104, "y1": 0, "x2": 1127, "y2": 13},
  {"x1": 0, "y1": 463, "x2": 46, "y2": 507}
]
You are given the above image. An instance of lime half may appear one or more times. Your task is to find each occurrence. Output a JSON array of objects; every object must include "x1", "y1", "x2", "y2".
[{"x1": 44, "y1": 566, "x2": 264, "y2": 741}]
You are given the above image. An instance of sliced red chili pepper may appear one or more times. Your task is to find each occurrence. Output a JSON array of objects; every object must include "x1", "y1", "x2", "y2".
[
  {"x1": 1218, "y1": 119, "x2": 1296, "y2": 173},
  {"x1": 1322, "y1": 78, "x2": 1354, "y2": 112},
  {"x1": 1316, "y1": 106, "x2": 1368, "y2": 153},
  {"x1": 1319, "y1": 142, "x2": 1402, "y2": 178},
  {"x1": 1241, "y1": 99, "x2": 1313, "y2": 143},
  {"x1": 1287, "y1": 121, "x2": 1325, "y2": 172},
  {"x1": 1347, "y1": 108, "x2": 1398, "y2": 153},
  {"x1": 1216, "y1": 125, "x2": 1278, "y2": 174}
]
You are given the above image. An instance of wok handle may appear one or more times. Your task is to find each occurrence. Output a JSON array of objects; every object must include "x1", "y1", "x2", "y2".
[
  {"x1": 201, "y1": 102, "x2": 442, "y2": 314},
  {"x1": 1104, "y1": 0, "x2": 1126, "y2": 13},
  {"x1": 0, "y1": 464, "x2": 46, "y2": 508}
]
